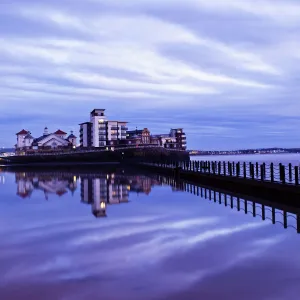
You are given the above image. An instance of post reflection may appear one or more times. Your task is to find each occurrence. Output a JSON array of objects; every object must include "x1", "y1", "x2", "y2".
[{"x1": 180, "y1": 180, "x2": 300, "y2": 234}]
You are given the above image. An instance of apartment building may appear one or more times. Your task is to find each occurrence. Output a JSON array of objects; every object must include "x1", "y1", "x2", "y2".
[{"x1": 79, "y1": 109, "x2": 128, "y2": 148}]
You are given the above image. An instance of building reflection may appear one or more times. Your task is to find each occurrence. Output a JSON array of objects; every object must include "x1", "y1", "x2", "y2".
[
  {"x1": 15, "y1": 172, "x2": 78, "y2": 200},
  {"x1": 14, "y1": 171, "x2": 161, "y2": 218},
  {"x1": 80, "y1": 174, "x2": 161, "y2": 217}
]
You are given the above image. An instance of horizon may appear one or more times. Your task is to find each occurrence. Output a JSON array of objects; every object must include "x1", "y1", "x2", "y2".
[{"x1": 1, "y1": 0, "x2": 300, "y2": 150}]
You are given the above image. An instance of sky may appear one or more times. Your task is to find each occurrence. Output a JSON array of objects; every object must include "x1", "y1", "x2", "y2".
[{"x1": 1, "y1": 0, "x2": 300, "y2": 150}]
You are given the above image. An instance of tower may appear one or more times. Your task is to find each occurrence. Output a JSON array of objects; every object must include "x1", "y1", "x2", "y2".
[{"x1": 90, "y1": 109, "x2": 107, "y2": 147}]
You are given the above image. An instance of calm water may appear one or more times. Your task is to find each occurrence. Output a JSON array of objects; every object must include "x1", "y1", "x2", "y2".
[{"x1": 1, "y1": 163, "x2": 300, "y2": 299}]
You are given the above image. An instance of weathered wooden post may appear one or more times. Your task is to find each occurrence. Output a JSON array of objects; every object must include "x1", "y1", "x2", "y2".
[
  {"x1": 295, "y1": 166, "x2": 299, "y2": 185},
  {"x1": 260, "y1": 164, "x2": 264, "y2": 181},
  {"x1": 219, "y1": 192, "x2": 222, "y2": 204},
  {"x1": 208, "y1": 161, "x2": 211, "y2": 174},
  {"x1": 232, "y1": 162, "x2": 235, "y2": 175},
  {"x1": 289, "y1": 163, "x2": 292, "y2": 182},
  {"x1": 224, "y1": 195, "x2": 228, "y2": 206},
  {"x1": 243, "y1": 162, "x2": 246, "y2": 178},
  {"x1": 263, "y1": 163, "x2": 266, "y2": 178},
  {"x1": 229, "y1": 162, "x2": 232, "y2": 177},
  {"x1": 218, "y1": 162, "x2": 221, "y2": 175},
  {"x1": 223, "y1": 161, "x2": 226, "y2": 176},
  {"x1": 245, "y1": 200, "x2": 248, "y2": 214},
  {"x1": 209, "y1": 189, "x2": 212, "y2": 200},
  {"x1": 256, "y1": 162, "x2": 259, "y2": 178},
  {"x1": 204, "y1": 188, "x2": 207, "y2": 199},
  {"x1": 270, "y1": 163, "x2": 274, "y2": 182},
  {"x1": 236, "y1": 162, "x2": 240, "y2": 177},
  {"x1": 230, "y1": 195, "x2": 234, "y2": 208},
  {"x1": 281, "y1": 165, "x2": 286, "y2": 184},
  {"x1": 237, "y1": 197, "x2": 240, "y2": 211}
]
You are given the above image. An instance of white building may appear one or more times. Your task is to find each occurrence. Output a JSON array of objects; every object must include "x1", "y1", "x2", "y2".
[
  {"x1": 79, "y1": 109, "x2": 128, "y2": 148},
  {"x1": 16, "y1": 128, "x2": 77, "y2": 153}
]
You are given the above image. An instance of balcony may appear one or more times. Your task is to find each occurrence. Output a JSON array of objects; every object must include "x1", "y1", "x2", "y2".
[
  {"x1": 99, "y1": 125, "x2": 106, "y2": 130},
  {"x1": 121, "y1": 127, "x2": 128, "y2": 131},
  {"x1": 110, "y1": 126, "x2": 118, "y2": 130}
]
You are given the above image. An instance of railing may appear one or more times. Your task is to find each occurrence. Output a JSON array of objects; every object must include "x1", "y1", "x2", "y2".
[{"x1": 144, "y1": 160, "x2": 300, "y2": 186}]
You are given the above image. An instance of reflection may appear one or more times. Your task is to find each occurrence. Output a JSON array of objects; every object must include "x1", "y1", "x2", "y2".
[
  {"x1": 10, "y1": 169, "x2": 300, "y2": 233},
  {"x1": 180, "y1": 181, "x2": 300, "y2": 234},
  {"x1": 14, "y1": 171, "x2": 162, "y2": 218},
  {"x1": 15, "y1": 172, "x2": 78, "y2": 200},
  {"x1": 80, "y1": 173, "x2": 161, "y2": 217}
]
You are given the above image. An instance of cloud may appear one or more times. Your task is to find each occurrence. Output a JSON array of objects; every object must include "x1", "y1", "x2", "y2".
[{"x1": 1, "y1": 0, "x2": 300, "y2": 149}]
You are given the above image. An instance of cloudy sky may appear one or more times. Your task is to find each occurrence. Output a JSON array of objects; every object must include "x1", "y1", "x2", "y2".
[{"x1": 1, "y1": 0, "x2": 300, "y2": 150}]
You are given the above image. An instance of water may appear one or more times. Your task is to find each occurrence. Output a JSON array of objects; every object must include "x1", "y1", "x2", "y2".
[{"x1": 1, "y1": 163, "x2": 300, "y2": 299}]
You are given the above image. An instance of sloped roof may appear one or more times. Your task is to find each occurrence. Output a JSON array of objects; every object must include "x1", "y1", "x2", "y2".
[
  {"x1": 54, "y1": 130, "x2": 67, "y2": 135},
  {"x1": 25, "y1": 133, "x2": 34, "y2": 139},
  {"x1": 16, "y1": 129, "x2": 28, "y2": 135}
]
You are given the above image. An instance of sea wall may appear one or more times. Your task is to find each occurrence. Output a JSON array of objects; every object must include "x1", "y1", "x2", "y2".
[{"x1": 3, "y1": 147, "x2": 190, "y2": 165}]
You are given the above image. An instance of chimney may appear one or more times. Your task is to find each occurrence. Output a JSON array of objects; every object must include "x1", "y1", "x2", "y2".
[{"x1": 44, "y1": 127, "x2": 49, "y2": 136}]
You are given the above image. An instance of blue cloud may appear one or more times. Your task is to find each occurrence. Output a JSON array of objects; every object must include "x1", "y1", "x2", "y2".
[{"x1": 1, "y1": 0, "x2": 300, "y2": 149}]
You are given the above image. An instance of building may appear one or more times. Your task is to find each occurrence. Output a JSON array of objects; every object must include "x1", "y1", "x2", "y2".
[
  {"x1": 126, "y1": 128, "x2": 160, "y2": 146},
  {"x1": 16, "y1": 128, "x2": 77, "y2": 154},
  {"x1": 131, "y1": 128, "x2": 187, "y2": 150},
  {"x1": 79, "y1": 109, "x2": 128, "y2": 148}
]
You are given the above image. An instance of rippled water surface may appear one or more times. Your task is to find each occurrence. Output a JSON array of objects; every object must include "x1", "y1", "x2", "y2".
[{"x1": 1, "y1": 164, "x2": 300, "y2": 300}]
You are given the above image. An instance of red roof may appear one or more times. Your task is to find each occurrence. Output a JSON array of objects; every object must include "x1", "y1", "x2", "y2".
[
  {"x1": 54, "y1": 130, "x2": 67, "y2": 135},
  {"x1": 16, "y1": 129, "x2": 28, "y2": 135}
]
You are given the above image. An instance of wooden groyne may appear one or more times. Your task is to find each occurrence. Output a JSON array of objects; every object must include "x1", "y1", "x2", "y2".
[{"x1": 138, "y1": 160, "x2": 300, "y2": 206}]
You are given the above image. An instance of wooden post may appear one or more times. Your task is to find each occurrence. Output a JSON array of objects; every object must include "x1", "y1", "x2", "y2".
[
  {"x1": 219, "y1": 192, "x2": 222, "y2": 204},
  {"x1": 281, "y1": 165, "x2": 286, "y2": 184},
  {"x1": 218, "y1": 162, "x2": 221, "y2": 175},
  {"x1": 243, "y1": 162, "x2": 246, "y2": 178},
  {"x1": 229, "y1": 162, "x2": 232, "y2": 177},
  {"x1": 236, "y1": 162, "x2": 240, "y2": 177},
  {"x1": 256, "y1": 162, "x2": 259, "y2": 178},
  {"x1": 224, "y1": 195, "x2": 227, "y2": 206},
  {"x1": 208, "y1": 161, "x2": 211, "y2": 174},
  {"x1": 289, "y1": 163, "x2": 292, "y2": 182},
  {"x1": 230, "y1": 196, "x2": 234, "y2": 208},
  {"x1": 237, "y1": 197, "x2": 240, "y2": 211},
  {"x1": 245, "y1": 200, "x2": 248, "y2": 214},
  {"x1": 260, "y1": 164, "x2": 264, "y2": 181},
  {"x1": 295, "y1": 166, "x2": 299, "y2": 185},
  {"x1": 223, "y1": 161, "x2": 226, "y2": 176},
  {"x1": 271, "y1": 163, "x2": 274, "y2": 183}
]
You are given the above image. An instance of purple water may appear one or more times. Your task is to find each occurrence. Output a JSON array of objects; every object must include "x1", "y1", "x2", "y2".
[{"x1": 0, "y1": 165, "x2": 300, "y2": 300}]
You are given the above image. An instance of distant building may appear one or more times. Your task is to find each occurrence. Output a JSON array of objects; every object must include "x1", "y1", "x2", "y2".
[
  {"x1": 79, "y1": 109, "x2": 128, "y2": 148},
  {"x1": 15, "y1": 128, "x2": 77, "y2": 154},
  {"x1": 126, "y1": 128, "x2": 160, "y2": 146}
]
